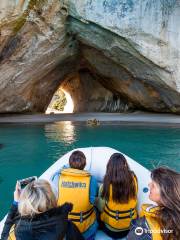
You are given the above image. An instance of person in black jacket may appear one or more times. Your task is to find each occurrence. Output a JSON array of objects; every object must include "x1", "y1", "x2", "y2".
[{"x1": 1, "y1": 179, "x2": 84, "y2": 240}]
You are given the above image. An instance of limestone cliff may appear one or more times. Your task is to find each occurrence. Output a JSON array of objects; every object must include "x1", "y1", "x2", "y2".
[{"x1": 0, "y1": 0, "x2": 180, "y2": 113}]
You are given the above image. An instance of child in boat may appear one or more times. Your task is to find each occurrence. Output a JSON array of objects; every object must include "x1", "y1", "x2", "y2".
[
  {"x1": 1, "y1": 179, "x2": 84, "y2": 240},
  {"x1": 97, "y1": 152, "x2": 138, "y2": 239},
  {"x1": 127, "y1": 167, "x2": 180, "y2": 240},
  {"x1": 51, "y1": 150, "x2": 99, "y2": 240}
]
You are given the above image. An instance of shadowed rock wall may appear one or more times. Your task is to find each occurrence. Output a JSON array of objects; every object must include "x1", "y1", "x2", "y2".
[{"x1": 62, "y1": 69, "x2": 132, "y2": 112}]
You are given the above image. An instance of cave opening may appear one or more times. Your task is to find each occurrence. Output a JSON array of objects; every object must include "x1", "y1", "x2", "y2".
[
  {"x1": 0, "y1": 1, "x2": 180, "y2": 114},
  {"x1": 46, "y1": 68, "x2": 135, "y2": 113},
  {"x1": 46, "y1": 88, "x2": 74, "y2": 114}
]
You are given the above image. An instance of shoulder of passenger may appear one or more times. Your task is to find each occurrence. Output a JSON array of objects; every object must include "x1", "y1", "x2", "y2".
[
  {"x1": 140, "y1": 204, "x2": 159, "y2": 217},
  {"x1": 90, "y1": 175, "x2": 98, "y2": 184},
  {"x1": 51, "y1": 170, "x2": 61, "y2": 181}
]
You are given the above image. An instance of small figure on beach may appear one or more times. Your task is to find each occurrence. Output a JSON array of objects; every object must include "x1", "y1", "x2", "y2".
[{"x1": 87, "y1": 118, "x2": 100, "y2": 126}]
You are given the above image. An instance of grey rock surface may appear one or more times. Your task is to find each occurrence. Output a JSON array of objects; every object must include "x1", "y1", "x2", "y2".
[{"x1": 0, "y1": 0, "x2": 180, "y2": 113}]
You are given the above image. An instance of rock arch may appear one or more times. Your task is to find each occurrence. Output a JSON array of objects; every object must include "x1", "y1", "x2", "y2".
[{"x1": 0, "y1": 0, "x2": 180, "y2": 113}]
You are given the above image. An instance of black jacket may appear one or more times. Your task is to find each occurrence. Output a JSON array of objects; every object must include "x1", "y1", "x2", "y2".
[
  {"x1": 127, "y1": 217, "x2": 152, "y2": 240},
  {"x1": 1, "y1": 203, "x2": 84, "y2": 240}
]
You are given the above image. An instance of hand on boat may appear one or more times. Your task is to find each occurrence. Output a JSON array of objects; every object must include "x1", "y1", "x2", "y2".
[{"x1": 14, "y1": 182, "x2": 21, "y2": 202}]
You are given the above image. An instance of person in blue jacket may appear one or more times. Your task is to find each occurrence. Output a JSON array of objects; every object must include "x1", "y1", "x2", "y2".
[{"x1": 51, "y1": 150, "x2": 99, "y2": 240}]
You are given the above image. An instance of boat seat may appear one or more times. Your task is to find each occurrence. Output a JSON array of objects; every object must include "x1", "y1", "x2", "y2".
[{"x1": 95, "y1": 230, "x2": 126, "y2": 240}]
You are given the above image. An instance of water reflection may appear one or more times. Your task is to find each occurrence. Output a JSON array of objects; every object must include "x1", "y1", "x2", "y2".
[{"x1": 45, "y1": 121, "x2": 76, "y2": 144}]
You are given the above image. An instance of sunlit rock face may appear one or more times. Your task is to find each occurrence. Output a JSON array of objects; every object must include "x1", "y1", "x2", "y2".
[
  {"x1": 0, "y1": 0, "x2": 180, "y2": 113},
  {"x1": 0, "y1": 0, "x2": 78, "y2": 112},
  {"x1": 0, "y1": 0, "x2": 16, "y2": 20},
  {"x1": 0, "y1": 0, "x2": 28, "y2": 20}
]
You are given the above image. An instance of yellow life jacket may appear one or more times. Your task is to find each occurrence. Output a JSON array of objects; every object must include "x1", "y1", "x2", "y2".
[
  {"x1": 100, "y1": 176, "x2": 138, "y2": 231},
  {"x1": 140, "y1": 204, "x2": 162, "y2": 240},
  {"x1": 57, "y1": 168, "x2": 96, "y2": 233},
  {"x1": 8, "y1": 225, "x2": 16, "y2": 240}
]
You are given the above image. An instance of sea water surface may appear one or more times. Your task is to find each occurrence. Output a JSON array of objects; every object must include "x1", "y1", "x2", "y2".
[{"x1": 0, "y1": 122, "x2": 180, "y2": 219}]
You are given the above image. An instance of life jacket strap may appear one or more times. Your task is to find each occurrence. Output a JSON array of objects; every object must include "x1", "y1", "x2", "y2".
[
  {"x1": 104, "y1": 204, "x2": 135, "y2": 221},
  {"x1": 104, "y1": 208, "x2": 135, "y2": 220},
  {"x1": 116, "y1": 210, "x2": 119, "y2": 220},
  {"x1": 69, "y1": 207, "x2": 94, "y2": 223},
  {"x1": 130, "y1": 208, "x2": 133, "y2": 219},
  {"x1": 105, "y1": 203, "x2": 135, "y2": 214},
  {"x1": 69, "y1": 206, "x2": 94, "y2": 216}
]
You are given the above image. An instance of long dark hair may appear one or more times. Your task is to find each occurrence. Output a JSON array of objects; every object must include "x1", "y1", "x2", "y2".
[
  {"x1": 101, "y1": 153, "x2": 137, "y2": 203},
  {"x1": 151, "y1": 167, "x2": 180, "y2": 240}
]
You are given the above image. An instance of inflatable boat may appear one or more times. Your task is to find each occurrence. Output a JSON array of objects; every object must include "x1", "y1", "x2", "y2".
[{"x1": 0, "y1": 147, "x2": 153, "y2": 240}]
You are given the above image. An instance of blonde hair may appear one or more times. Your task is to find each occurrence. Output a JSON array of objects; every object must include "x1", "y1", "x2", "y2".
[{"x1": 18, "y1": 179, "x2": 57, "y2": 217}]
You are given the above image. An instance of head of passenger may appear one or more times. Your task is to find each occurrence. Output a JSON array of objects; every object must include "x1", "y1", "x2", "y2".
[
  {"x1": 149, "y1": 167, "x2": 180, "y2": 240},
  {"x1": 18, "y1": 179, "x2": 57, "y2": 217},
  {"x1": 69, "y1": 150, "x2": 86, "y2": 170},
  {"x1": 102, "y1": 153, "x2": 137, "y2": 203}
]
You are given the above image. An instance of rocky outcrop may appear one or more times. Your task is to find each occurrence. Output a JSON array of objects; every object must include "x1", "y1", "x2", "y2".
[
  {"x1": 62, "y1": 69, "x2": 132, "y2": 112},
  {"x1": 0, "y1": 0, "x2": 78, "y2": 112},
  {"x1": 0, "y1": 0, "x2": 180, "y2": 113}
]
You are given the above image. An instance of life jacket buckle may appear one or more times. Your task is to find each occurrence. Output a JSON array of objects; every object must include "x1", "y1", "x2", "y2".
[
  {"x1": 115, "y1": 210, "x2": 119, "y2": 221},
  {"x1": 130, "y1": 208, "x2": 133, "y2": 219},
  {"x1": 80, "y1": 212, "x2": 83, "y2": 223}
]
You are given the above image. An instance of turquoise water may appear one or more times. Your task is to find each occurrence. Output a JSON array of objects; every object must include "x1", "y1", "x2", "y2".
[{"x1": 0, "y1": 122, "x2": 180, "y2": 219}]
